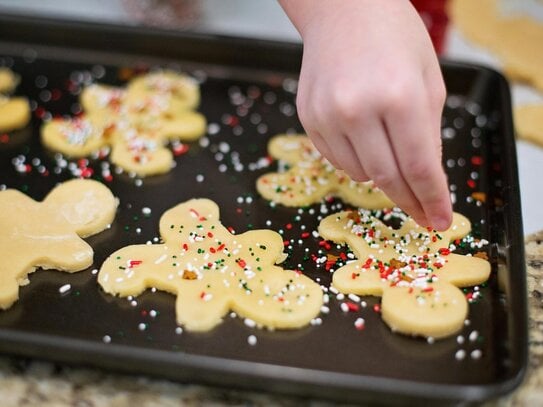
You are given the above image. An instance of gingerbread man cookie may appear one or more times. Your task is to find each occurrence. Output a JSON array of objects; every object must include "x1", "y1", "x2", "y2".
[
  {"x1": 98, "y1": 198, "x2": 323, "y2": 331},
  {"x1": 0, "y1": 68, "x2": 30, "y2": 133},
  {"x1": 0, "y1": 179, "x2": 118, "y2": 309},
  {"x1": 41, "y1": 70, "x2": 206, "y2": 176},
  {"x1": 257, "y1": 134, "x2": 394, "y2": 208},
  {"x1": 318, "y1": 209, "x2": 491, "y2": 338}
]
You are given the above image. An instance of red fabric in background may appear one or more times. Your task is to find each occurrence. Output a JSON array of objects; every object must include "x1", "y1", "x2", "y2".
[{"x1": 411, "y1": 0, "x2": 449, "y2": 54}]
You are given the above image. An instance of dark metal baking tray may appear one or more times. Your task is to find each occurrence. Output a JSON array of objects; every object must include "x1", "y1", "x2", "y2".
[{"x1": 0, "y1": 14, "x2": 527, "y2": 405}]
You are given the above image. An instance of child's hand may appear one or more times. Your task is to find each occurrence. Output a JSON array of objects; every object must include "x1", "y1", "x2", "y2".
[{"x1": 280, "y1": 0, "x2": 452, "y2": 230}]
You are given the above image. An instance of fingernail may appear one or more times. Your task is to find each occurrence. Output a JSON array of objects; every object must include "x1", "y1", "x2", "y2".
[{"x1": 431, "y1": 216, "x2": 450, "y2": 231}]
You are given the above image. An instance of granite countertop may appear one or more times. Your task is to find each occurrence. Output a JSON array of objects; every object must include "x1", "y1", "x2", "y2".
[{"x1": 0, "y1": 232, "x2": 540, "y2": 406}]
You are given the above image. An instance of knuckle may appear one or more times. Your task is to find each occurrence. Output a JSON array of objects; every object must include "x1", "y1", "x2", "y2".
[
  {"x1": 370, "y1": 170, "x2": 397, "y2": 191},
  {"x1": 403, "y1": 159, "x2": 432, "y2": 180},
  {"x1": 331, "y1": 87, "x2": 363, "y2": 124}
]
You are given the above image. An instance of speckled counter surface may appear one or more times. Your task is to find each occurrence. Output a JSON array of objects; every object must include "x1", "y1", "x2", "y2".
[{"x1": 0, "y1": 232, "x2": 541, "y2": 407}]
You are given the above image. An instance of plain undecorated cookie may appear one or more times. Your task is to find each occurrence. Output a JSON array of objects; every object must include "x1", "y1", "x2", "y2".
[
  {"x1": 0, "y1": 68, "x2": 30, "y2": 133},
  {"x1": 0, "y1": 179, "x2": 118, "y2": 309},
  {"x1": 450, "y1": 0, "x2": 543, "y2": 92}
]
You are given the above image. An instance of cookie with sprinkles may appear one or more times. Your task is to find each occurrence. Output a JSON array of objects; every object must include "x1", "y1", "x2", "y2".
[
  {"x1": 40, "y1": 70, "x2": 206, "y2": 176},
  {"x1": 256, "y1": 134, "x2": 394, "y2": 208},
  {"x1": 318, "y1": 209, "x2": 491, "y2": 339},
  {"x1": 125, "y1": 70, "x2": 200, "y2": 111},
  {"x1": 98, "y1": 198, "x2": 323, "y2": 331},
  {"x1": 0, "y1": 179, "x2": 118, "y2": 309}
]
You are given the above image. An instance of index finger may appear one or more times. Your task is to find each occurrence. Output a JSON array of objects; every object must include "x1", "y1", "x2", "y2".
[{"x1": 384, "y1": 82, "x2": 452, "y2": 231}]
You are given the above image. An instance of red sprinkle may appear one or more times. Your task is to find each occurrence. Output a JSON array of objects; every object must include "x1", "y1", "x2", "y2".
[
  {"x1": 422, "y1": 287, "x2": 434, "y2": 293},
  {"x1": 373, "y1": 304, "x2": 381, "y2": 313},
  {"x1": 129, "y1": 260, "x2": 143, "y2": 267},
  {"x1": 471, "y1": 156, "x2": 483, "y2": 166},
  {"x1": 346, "y1": 302, "x2": 359, "y2": 312},
  {"x1": 173, "y1": 144, "x2": 190, "y2": 156},
  {"x1": 467, "y1": 179, "x2": 476, "y2": 189}
]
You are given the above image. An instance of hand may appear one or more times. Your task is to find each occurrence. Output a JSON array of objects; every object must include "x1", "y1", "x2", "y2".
[{"x1": 280, "y1": 0, "x2": 452, "y2": 230}]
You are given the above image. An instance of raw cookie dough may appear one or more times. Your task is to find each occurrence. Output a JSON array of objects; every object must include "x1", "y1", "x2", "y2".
[
  {"x1": 514, "y1": 104, "x2": 543, "y2": 147},
  {"x1": 318, "y1": 209, "x2": 491, "y2": 339},
  {"x1": 0, "y1": 68, "x2": 30, "y2": 133},
  {"x1": 0, "y1": 68, "x2": 19, "y2": 93},
  {"x1": 0, "y1": 97, "x2": 31, "y2": 133},
  {"x1": 98, "y1": 198, "x2": 323, "y2": 331},
  {"x1": 450, "y1": 0, "x2": 543, "y2": 92},
  {"x1": 257, "y1": 134, "x2": 394, "y2": 208},
  {"x1": 41, "y1": 70, "x2": 206, "y2": 176},
  {"x1": 0, "y1": 179, "x2": 118, "y2": 309}
]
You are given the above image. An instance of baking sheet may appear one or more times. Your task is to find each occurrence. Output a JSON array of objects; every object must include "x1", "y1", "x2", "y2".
[{"x1": 0, "y1": 15, "x2": 527, "y2": 405}]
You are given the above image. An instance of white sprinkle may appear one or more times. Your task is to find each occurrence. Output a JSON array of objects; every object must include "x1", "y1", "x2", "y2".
[
  {"x1": 102, "y1": 335, "x2": 112, "y2": 343},
  {"x1": 149, "y1": 310, "x2": 158, "y2": 318},
  {"x1": 348, "y1": 293, "x2": 361, "y2": 302},
  {"x1": 175, "y1": 327, "x2": 183, "y2": 334},
  {"x1": 354, "y1": 318, "x2": 365, "y2": 330},
  {"x1": 469, "y1": 330, "x2": 479, "y2": 342},
  {"x1": 154, "y1": 254, "x2": 168, "y2": 264},
  {"x1": 310, "y1": 317, "x2": 323, "y2": 326},
  {"x1": 91, "y1": 269, "x2": 98, "y2": 275},
  {"x1": 455, "y1": 349, "x2": 466, "y2": 360},
  {"x1": 340, "y1": 303, "x2": 349, "y2": 313},
  {"x1": 196, "y1": 174, "x2": 205, "y2": 182},
  {"x1": 244, "y1": 318, "x2": 256, "y2": 328},
  {"x1": 138, "y1": 323, "x2": 147, "y2": 331},
  {"x1": 59, "y1": 284, "x2": 71, "y2": 294},
  {"x1": 471, "y1": 349, "x2": 482, "y2": 360},
  {"x1": 320, "y1": 305, "x2": 330, "y2": 314},
  {"x1": 457, "y1": 335, "x2": 465, "y2": 345},
  {"x1": 427, "y1": 337, "x2": 435, "y2": 345},
  {"x1": 141, "y1": 207, "x2": 152, "y2": 216},
  {"x1": 247, "y1": 335, "x2": 257, "y2": 346}
]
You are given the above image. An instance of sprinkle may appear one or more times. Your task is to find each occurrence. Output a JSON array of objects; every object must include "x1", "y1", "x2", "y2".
[
  {"x1": 102, "y1": 335, "x2": 112, "y2": 343},
  {"x1": 175, "y1": 327, "x2": 183, "y2": 335},
  {"x1": 455, "y1": 349, "x2": 466, "y2": 360},
  {"x1": 471, "y1": 349, "x2": 482, "y2": 360},
  {"x1": 59, "y1": 284, "x2": 71, "y2": 294},
  {"x1": 354, "y1": 318, "x2": 365, "y2": 330},
  {"x1": 247, "y1": 335, "x2": 257, "y2": 346},
  {"x1": 244, "y1": 318, "x2": 256, "y2": 328}
]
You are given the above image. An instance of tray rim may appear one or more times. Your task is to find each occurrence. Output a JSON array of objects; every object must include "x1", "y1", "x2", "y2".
[{"x1": 0, "y1": 12, "x2": 529, "y2": 405}]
